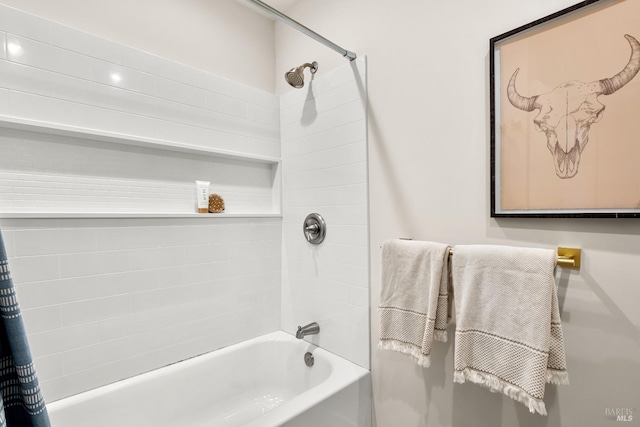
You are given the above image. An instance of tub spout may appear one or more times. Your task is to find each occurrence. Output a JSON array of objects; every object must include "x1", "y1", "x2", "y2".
[{"x1": 296, "y1": 322, "x2": 320, "y2": 339}]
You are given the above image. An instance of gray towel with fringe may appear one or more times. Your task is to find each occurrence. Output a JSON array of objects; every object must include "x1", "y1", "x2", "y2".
[
  {"x1": 378, "y1": 239, "x2": 451, "y2": 367},
  {"x1": 452, "y1": 245, "x2": 569, "y2": 415}
]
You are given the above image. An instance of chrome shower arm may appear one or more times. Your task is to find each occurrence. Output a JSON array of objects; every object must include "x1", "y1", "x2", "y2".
[
  {"x1": 244, "y1": 0, "x2": 356, "y2": 61},
  {"x1": 299, "y1": 62, "x2": 318, "y2": 73}
]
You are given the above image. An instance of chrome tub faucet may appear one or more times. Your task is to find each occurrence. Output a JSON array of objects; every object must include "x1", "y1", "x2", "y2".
[{"x1": 296, "y1": 322, "x2": 320, "y2": 339}]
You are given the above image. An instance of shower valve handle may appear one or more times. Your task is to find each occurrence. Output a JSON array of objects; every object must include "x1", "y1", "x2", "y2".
[
  {"x1": 303, "y1": 213, "x2": 326, "y2": 245},
  {"x1": 305, "y1": 224, "x2": 319, "y2": 234}
]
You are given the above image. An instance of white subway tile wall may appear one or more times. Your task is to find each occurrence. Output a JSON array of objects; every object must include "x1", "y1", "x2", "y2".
[
  {"x1": 0, "y1": 5, "x2": 370, "y2": 404},
  {"x1": 0, "y1": 4, "x2": 280, "y2": 216},
  {"x1": 0, "y1": 5, "x2": 280, "y2": 159},
  {"x1": 280, "y1": 58, "x2": 369, "y2": 369},
  {"x1": 3, "y1": 218, "x2": 281, "y2": 402},
  {"x1": 0, "y1": 129, "x2": 275, "y2": 214},
  {"x1": 0, "y1": 5, "x2": 282, "y2": 402}
]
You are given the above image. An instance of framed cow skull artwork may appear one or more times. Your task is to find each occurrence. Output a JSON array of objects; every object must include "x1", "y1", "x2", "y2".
[{"x1": 490, "y1": 0, "x2": 640, "y2": 218}]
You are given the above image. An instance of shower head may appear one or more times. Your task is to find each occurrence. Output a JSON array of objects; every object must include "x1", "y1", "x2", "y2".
[{"x1": 284, "y1": 61, "x2": 318, "y2": 89}]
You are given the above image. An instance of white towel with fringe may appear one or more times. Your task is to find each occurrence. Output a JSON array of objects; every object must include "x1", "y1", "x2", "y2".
[
  {"x1": 452, "y1": 245, "x2": 569, "y2": 416},
  {"x1": 378, "y1": 239, "x2": 451, "y2": 367}
]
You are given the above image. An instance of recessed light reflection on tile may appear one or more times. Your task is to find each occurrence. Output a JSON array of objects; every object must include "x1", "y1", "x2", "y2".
[
  {"x1": 110, "y1": 73, "x2": 122, "y2": 83},
  {"x1": 7, "y1": 42, "x2": 22, "y2": 56}
]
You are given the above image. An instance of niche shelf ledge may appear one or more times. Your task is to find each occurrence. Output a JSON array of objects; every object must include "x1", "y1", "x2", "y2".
[
  {"x1": 0, "y1": 212, "x2": 282, "y2": 219},
  {"x1": 0, "y1": 115, "x2": 280, "y2": 165}
]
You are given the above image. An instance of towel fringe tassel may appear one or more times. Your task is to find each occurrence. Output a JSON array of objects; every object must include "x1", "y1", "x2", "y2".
[
  {"x1": 454, "y1": 368, "x2": 547, "y2": 416},
  {"x1": 546, "y1": 369, "x2": 569, "y2": 385},
  {"x1": 433, "y1": 330, "x2": 448, "y2": 343},
  {"x1": 378, "y1": 340, "x2": 431, "y2": 368}
]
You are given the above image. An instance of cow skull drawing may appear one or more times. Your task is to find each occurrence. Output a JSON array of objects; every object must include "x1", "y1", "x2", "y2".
[{"x1": 507, "y1": 34, "x2": 640, "y2": 179}]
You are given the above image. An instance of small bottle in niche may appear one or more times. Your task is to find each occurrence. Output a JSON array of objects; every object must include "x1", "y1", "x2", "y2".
[
  {"x1": 208, "y1": 194, "x2": 225, "y2": 213},
  {"x1": 195, "y1": 181, "x2": 210, "y2": 213}
]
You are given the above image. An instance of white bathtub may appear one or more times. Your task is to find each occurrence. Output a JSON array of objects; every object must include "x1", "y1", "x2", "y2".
[{"x1": 47, "y1": 331, "x2": 371, "y2": 427}]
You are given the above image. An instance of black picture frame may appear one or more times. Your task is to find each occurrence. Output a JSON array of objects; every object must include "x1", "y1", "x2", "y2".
[{"x1": 490, "y1": 0, "x2": 640, "y2": 218}]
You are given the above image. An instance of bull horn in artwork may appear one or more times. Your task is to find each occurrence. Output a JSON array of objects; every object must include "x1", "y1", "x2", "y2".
[
  {"x1": 506, "y1": 68, "x2": 539, "y2": 111},
  {"x1": 598, "y1": 34, "x2": 640, "y2": 95}
]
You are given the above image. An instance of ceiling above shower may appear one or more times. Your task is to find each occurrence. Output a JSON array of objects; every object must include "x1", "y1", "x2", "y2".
[
  {"x1": 237, "y1": 0, "x2": 301, "y2": 15},
  {"x1": 267, "y1": 0, "x2": 301, "y2": 11}
]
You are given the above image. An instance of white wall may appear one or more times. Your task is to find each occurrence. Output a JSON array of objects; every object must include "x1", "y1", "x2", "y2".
[
  {"x1": 0, "y1": 4, "x2": 280, "y2": 160},
  {"x1": 280, "y1": 58, "x2": 369, "y2": 368},
  {"x1": 3, "y1": 217, "x2": 281, "y2": 402},
  {"x1": 0, "y1": 0, "x2": 275, "y2": 92},
  {"x1": 275, "y1": 1, "x2": 640, "y2": 426},
  {"x1": 0, "y1": 134, "x2": 276, "y2": 215},
  {"x1": 0, "y1": 1, "x2": 372, "y2": 406},
  {"x1": 0, "y1": 4, "x2": 282, "y2": 402}
]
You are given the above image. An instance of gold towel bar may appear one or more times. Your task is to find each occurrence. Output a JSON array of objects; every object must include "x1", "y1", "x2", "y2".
[{"x1": 380, "y1": 240, "x2": 581, "y2": 269}]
